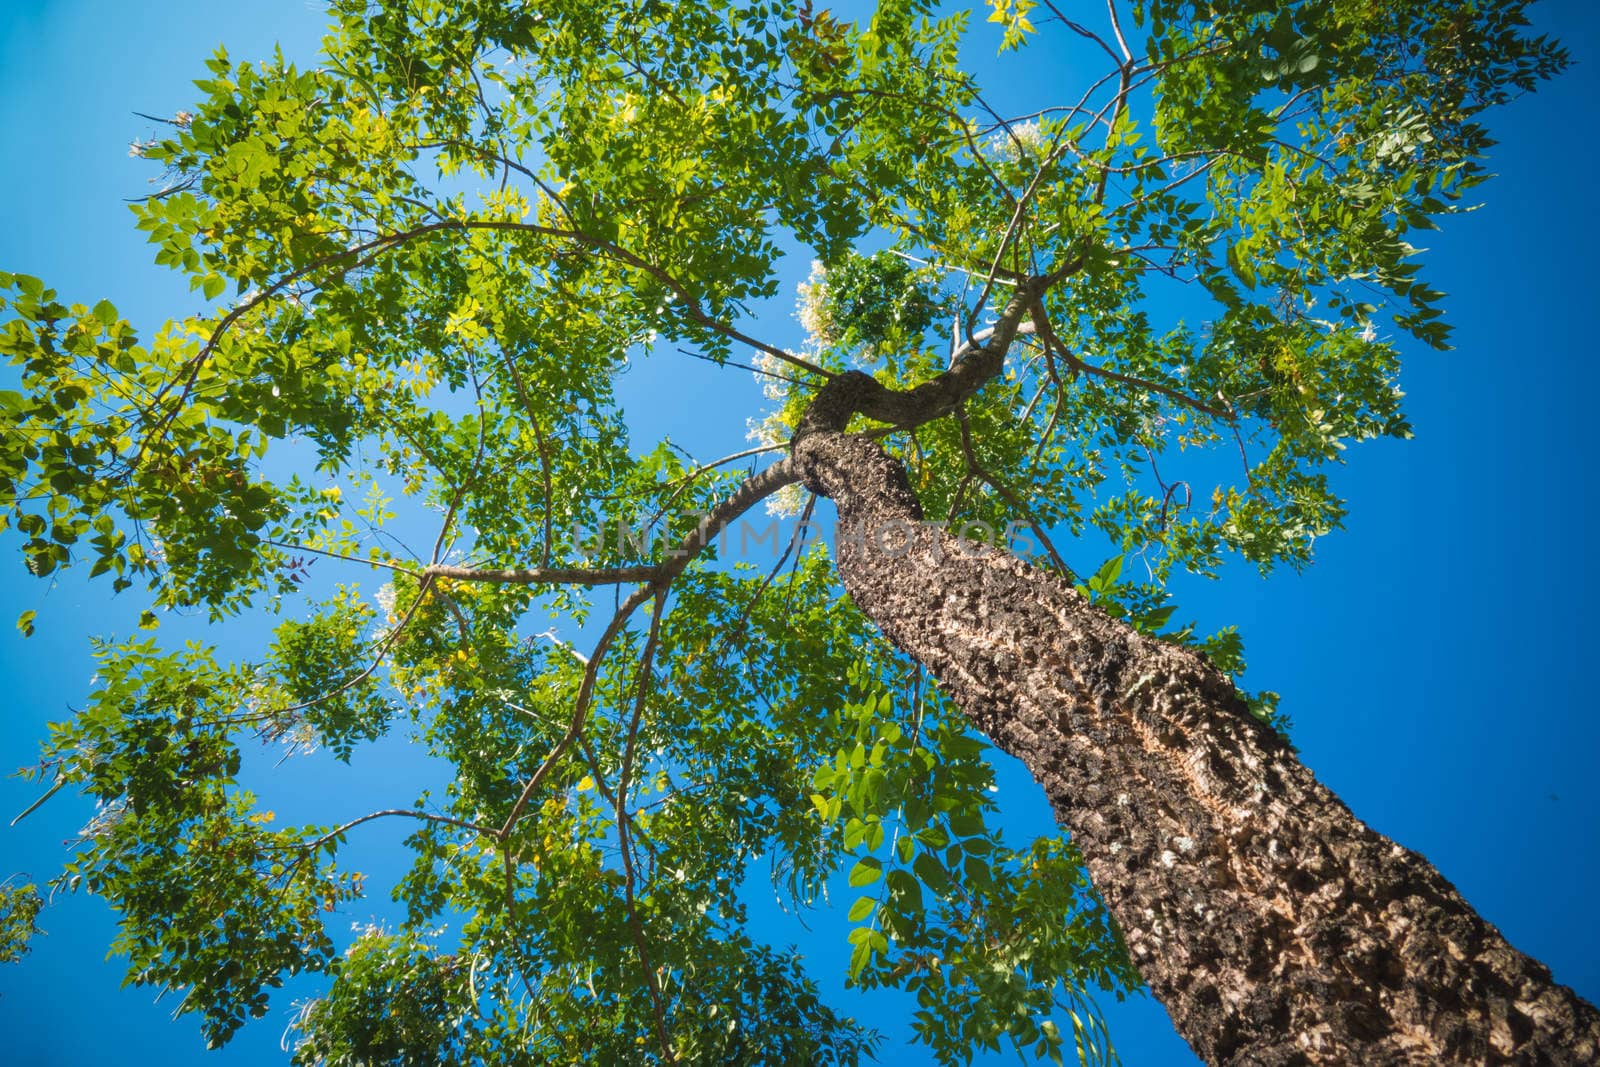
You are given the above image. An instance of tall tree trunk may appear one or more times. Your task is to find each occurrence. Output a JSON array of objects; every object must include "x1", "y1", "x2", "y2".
[{"x1": 793, "y1": 428, "x2": 1600, "y2": 1066}]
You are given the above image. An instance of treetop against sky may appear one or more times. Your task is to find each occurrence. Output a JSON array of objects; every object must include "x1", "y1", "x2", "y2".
[{"x1": 1, "y1": 1, "x2": 1598, "y2": 1064}]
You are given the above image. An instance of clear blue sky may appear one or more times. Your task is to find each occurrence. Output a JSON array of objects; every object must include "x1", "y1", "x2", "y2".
[{"x1": 1, "y1": 2, "x2": 1597, "y2": 1065}]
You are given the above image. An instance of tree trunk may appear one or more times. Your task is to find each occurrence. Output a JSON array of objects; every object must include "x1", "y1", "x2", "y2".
[{"x1": 793, "y1": 428, "x2": 1600, "y2": 1066}]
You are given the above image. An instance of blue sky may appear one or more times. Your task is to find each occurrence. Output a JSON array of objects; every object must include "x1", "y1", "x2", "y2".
[{"x1": 1, "y1": 2, "x2": 1597, "y2": 1064}]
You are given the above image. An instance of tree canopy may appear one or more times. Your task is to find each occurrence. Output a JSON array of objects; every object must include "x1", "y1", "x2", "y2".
[{"x1": 0, "y1": 0, "x2": 1571, "y2": 1063}]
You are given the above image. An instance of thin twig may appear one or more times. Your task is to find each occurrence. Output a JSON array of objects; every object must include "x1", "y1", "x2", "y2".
[
  {"x1": 954, "y1": 406, "x2": 1075, "y2": 579},
  {"x1": 424, "y1": 562, "x2": 661, "y2": 586},
  {"x1": 295, "y1": 808, "x2": 500, "y2": 852},
  {"x1": 1106, "y1": 0, "x2": 1136, "y2": 64},
  {"x1": 613, "y1": 591, "x2": 676, "y2": 1064}
]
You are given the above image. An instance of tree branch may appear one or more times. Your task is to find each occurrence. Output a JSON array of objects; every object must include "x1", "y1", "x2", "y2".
[
  {"x1": 954, "y1": 406, "x2": 1076, "y2": 580},
  {"x1": 296, "y1": 808, "x2": 500, "y2": 852},
  {"x1": 613, "y1": 591, "x2": 676, "y2": 1065},
  {"x1": 423, "y1": 562, "x2": 662, "y2": 586},
  {"x1": 1028, "y1": 303, "x2": 1233, "y2": 420},
  {"x1": 796, "y1": 272, "x2": 1061, "y2": 441},
  {"x1": 145, "y1": 217, "x2": 828, "y2": 449}
]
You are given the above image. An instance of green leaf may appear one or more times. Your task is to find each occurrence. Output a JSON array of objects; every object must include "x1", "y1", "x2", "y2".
[
  {"x1": 912, "y1": 852, "x2": 951, "y2": 895},
  {"x1": 885, "y1": 869, "x2": 923, "y2": 915},
  {"x1": 847, "y1": 939, "x2": 873, "y2": 981},
  {"x1": 847, "y1": 857, "x2": 883, "y2": 888},
  {"x1": 1090, "y1": 555, "x2": 1124, "y2": 592}
]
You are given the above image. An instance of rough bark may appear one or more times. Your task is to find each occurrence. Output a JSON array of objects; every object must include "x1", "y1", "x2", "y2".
[{"x1": 792, "y1": 427, "x2": 1600, "y2": 1066}]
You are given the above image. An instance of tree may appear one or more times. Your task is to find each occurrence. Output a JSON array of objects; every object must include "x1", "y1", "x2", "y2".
[{"x1": 1, "y1": 0, "x2": 1594, "y2": 1062}]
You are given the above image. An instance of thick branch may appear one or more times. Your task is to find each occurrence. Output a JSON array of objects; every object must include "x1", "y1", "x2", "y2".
[{"x1": 795, "y1": 272, "x2": 1056, "y2": 442}]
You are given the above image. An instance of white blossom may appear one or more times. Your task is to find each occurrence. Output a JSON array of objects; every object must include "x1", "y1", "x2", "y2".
[
  {"x1": 990, "y1": 119, "x2": 1047, "y2": 163},
  {"x1": 763, "y1": 482, "x2": 805, "y2": 519},
  {"x1": 374, "y1": 582, "x2": 398, "y2": 622},
  {"x1": 751, "y1": 350, "x2": 789, "y2": 402},
  {"x1": 794, "y1": 260, "x2": 834, "y2": 349}
]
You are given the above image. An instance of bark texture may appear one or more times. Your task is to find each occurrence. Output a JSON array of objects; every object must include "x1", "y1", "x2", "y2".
[{"x1": 793, "y1": 428, "x2": 1600, "y2": 1066}]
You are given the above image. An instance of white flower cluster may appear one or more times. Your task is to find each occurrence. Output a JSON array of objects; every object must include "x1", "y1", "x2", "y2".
[
  {"x1": 751, "y1": 350, "x2": 789, "y2": 403},
  {"x1": 80, "y1": 797, "x2": 128, "y2": 842},
  {"x1": 989, "y1": 119, "x2": 1047, "y2": 164},
  {"x1": 764, "y1": 482, "x2": 806, "y2": 518},
  {"x1": 743, "y1": 410, "x2": 805, "y2": 516},
  {"x1": 281, "y1": 721, "x2": 321, "y2": 758},
  {"x1": 374, "y1": 582, "x2": 398, "y2": 622},
  {"x1": 794, "y1": 259, "x2": 834, "y2": 349},
  {"x1": 745, "y1": 410, "x2": 786, "y2": 447}
]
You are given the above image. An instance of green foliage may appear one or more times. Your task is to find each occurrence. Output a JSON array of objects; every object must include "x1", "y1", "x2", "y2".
[
  {"x1": 288, "y1": 928, "x2": 470, "y2": 1066},
  {"x1": 811, "y1": 667, "x2": 1135, "y2": 1065},
  {"x1": 985, "y1": 0, "x2": 1040, "y2": 52},
  {"x1": 814, "y1": 250, "x2": 946, "y2": 363},
  {"x1": 30, "y1": 639, "x2": 361, "y2": 1046},
  {"x1": 0, "y1": 0, "x2": 1562, "y2": 1062},
  {"x1": 0, "y1": 878, "x2": 43, "y2": 965},
  {"x1": 265, "y1": 588, "x2": 394, "y2": 761}
]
